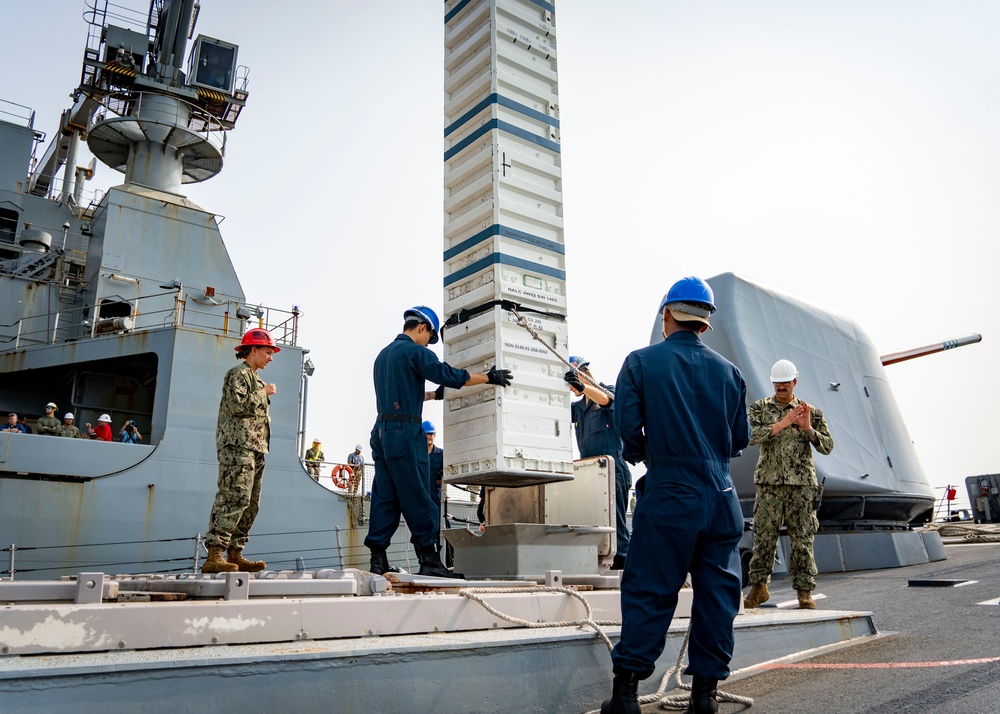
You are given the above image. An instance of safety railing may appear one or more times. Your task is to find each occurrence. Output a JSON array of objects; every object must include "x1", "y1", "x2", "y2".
[
  {"x1": 0, "y1": 282, "x2": 298, "y2": 352},
  {"x1": 29, "y1": 173, "x2": 105, "y2": 208},
  {"x1": 301, "y1": 459, "x2": 372, "y2": 491},
  {"x1": 0, "y1": 527, "x2": 380, "y2": 580},
  {"x1": 0, "y1": 98, "x2": 35, "y2": 129},
  {"x1": 933, "y1": 484, "x2": 964, "y2": 522},
  {"x1": 88, "y1": 90, "x2": 228, "y2": 154},
  {"x1": 0, "y1": 482, "x2": 485, "y2": 580}
]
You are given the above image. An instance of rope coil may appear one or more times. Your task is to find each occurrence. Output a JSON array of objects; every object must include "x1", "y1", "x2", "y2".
[{"x1": 924, "y1": 522, "x2": 1000, "y2": 542}]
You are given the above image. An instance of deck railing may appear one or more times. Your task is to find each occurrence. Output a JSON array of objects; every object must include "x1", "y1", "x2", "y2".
[{"x1": 0, "y1": 282, "x2": 298, "y2": 352}]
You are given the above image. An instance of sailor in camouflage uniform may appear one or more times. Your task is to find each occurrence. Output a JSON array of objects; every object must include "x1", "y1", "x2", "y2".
[
  {"x1": 202, "y1": 328, "x2": 279, "y2": 574},
  {"x1": 57, "y1": 412, "x2": 82, "y2": 438},
  {"x1": 744, "y1": 359, "x2": 834, "y2": 610}
]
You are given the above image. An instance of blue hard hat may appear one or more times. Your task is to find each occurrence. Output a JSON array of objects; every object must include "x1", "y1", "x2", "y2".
[
  {"x1": 660, "y1": 276, "x2": 716, "y2": 314},
  {"x1": 568, "y1": 355, "x2": 590, "y2": 370},
  {"x1": 422, "y1": 420, "x2": 436, "y2": 434},
  {"x1": 404, "y1": 306, "x2": 440, "y2": 344}
]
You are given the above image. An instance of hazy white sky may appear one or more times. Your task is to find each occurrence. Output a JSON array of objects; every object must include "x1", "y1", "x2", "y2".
[{"x1": 3, "y1": 1, "x2": 996, "y2": 503}]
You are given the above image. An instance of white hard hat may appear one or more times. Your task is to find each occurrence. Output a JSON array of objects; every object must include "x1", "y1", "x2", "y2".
[
  {"x1": 98, "y1": 413, "x2": 112, "y2": 423},
  {"x1": 355, "y1": 444, "x2": 363, "y2": 451},
  {"x1": 64, "y1": 412, "x2": 75, "y2": 420},
  {"x1": 770, "y1": 360, "x2": 798, "y2": 383}
]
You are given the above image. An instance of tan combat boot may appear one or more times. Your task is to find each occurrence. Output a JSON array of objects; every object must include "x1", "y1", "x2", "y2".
[
  {"x1": 228, "y1": 545, "x2": 266, "y2": 572},
  {"x1": 202, "y1": 544, "x2": 238, "y2": 573},
  {"x1": 743, "y1": 583, "x2": 770, "y2": 608},
  {"x1": 797, "y1": 590, "x2": 816, "y2": 609}
]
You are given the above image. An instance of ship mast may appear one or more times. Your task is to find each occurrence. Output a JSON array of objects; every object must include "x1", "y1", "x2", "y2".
[{"x1": 78, "y1": 0, "x2": 248, "y2": 194}]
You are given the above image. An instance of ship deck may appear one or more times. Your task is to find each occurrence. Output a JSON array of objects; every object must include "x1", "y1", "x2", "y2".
[
  {"x1": 663, "y1": 540, "x2": 1000, "y2": 714},
  {"x1": 0, "y1": 566, "x2": 878, "y2": 713},
  {"x1": 5, "y1": 539, "x2": 998, "y2": 713}
]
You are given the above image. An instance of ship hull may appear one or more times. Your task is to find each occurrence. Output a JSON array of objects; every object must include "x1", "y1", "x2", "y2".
[{"x1": 0, "y1": 328, "x2": 376, "y2": 577}]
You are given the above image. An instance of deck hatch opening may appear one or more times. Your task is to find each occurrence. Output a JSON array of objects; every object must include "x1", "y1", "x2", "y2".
[{"x1": 907, "y1": 579, "x2": 973, "y2": 588}]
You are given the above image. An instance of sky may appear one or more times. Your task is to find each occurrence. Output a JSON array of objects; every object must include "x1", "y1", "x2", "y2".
[{"x1": 2, "y1": 1, "x2": 996, "y2": 507}]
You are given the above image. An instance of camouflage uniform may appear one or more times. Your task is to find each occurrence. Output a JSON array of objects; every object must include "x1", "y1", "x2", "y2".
[
  {"x1": 747, "y1": 396, "x2": 834, "y2": 591},
  {"x1": 304, "y1": 446, "x2": 324, "y2": 479},
  {"x1": 57, "y1": 424, "x2": 81, "y2": 438},
  {"x1": 206, "y1": 362, "x2": 271, "y2": 549}
]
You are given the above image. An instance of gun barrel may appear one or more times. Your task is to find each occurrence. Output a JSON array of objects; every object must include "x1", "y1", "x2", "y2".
[{"x1": 881, "y1": 333, "x2": 982, "y2": 366}]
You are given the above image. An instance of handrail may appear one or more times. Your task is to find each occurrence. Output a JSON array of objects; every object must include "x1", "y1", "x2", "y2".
[
  {"x1": 0, "y1": 280, "x2": 299, "y2": 352},
  {"x1": 301, "y1": 459, "x2": 374, "y2": 494},
  {"x1": 0, "y1": 99, "x2": 35, "y2": 129},
  {"x1": 26, "y1": 173, "x2": 105, "y2": 205},
  {"x1": 88, "y1": 90, "x2": 227, "y2": 147}
]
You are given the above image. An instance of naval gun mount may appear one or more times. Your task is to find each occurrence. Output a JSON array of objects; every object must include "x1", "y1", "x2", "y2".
[{"x1": 661, "y1": 272, "x2": 979, "y2": 573}]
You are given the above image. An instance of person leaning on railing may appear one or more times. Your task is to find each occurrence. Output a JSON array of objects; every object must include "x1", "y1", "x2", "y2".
[
  {"x1": 37, "y1": 402, "x2": 62, "y2": 435},
  {"x1": 85, "y1": 414, "x2": 113, "y2": 441},
  {"x1": 58, "y1": 412, "x2": 82, "y2": 438},
  {"x1": 1, "y1": 412, "x2": 26, "y2": 434}
]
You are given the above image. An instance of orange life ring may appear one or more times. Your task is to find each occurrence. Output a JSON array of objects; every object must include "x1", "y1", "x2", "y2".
[{"x1": 331, "y1": 464, "x2": 353, "y2": 490}]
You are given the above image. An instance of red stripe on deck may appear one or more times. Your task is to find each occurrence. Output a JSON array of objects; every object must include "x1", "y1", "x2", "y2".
[{"x1": 764, "y1": 656, "x2": 1000, "y2": 670}]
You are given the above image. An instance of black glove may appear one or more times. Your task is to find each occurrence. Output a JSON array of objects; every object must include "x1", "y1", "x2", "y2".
[
  {"x1": 563, "y1": 370, "x2": 585, "y2": 391},
  {"x1": 486, "y1": 365, "x2": 513, "y2": 387},
  {"x1": 434, "y1": 385, "x2": 444, "y2": 400}
]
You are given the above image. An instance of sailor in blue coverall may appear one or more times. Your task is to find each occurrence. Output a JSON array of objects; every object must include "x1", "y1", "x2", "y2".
[
  {"x1": 565, "y1": 356, "x2": 632, "y2": 569},
  {"x1": 423, "y1": 420, "x2": 445, "y2": 509},
  {"x1": 601, "y1": 277, "x2": 751, "y2": 714},
  {"x1": 365, "y1": 306, "x2": 512, "y2": 579}
]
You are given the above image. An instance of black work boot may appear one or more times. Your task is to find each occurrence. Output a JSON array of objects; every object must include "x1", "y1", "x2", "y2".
[
  {"x1": 685, "y1": 675, "x2": 719, "y2": 714},
  {"x1": 600, "y1": 671, "x2": 640, "y2": 714},
  {"x1": 369, "y1": 548, "x2": 389, "y2": 575},
  {"x1": 415, "y1": 544, "x2": 464, "y2": 579}
]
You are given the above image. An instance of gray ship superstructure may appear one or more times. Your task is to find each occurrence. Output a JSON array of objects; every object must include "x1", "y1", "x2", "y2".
[{"x1": 0, "y1": 0, "x2": 358, "y2": 578}]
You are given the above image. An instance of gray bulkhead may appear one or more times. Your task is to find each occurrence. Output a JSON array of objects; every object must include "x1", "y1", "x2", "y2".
[{"x1": 0, "y1": 128, "x2": 361, "y2": 576}]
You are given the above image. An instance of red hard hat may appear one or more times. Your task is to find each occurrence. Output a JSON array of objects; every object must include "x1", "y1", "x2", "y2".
[{"x1": 237, "y1": 328, "x2": 281, "y2": 353}]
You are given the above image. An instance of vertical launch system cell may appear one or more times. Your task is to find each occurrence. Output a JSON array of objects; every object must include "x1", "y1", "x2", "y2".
[{"x1": 442, "y1": 0, "x2": 573, "y2": 488}]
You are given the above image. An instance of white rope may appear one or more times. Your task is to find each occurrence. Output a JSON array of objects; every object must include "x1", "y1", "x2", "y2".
[
  {"x1": 459, "y1": 585, "x2": 754, "y2": 711},
  {"x1": 644, "y1": 625, "x2": 754, "y2": 710},
  {"x1": 508, "y1": 307, "x2": 614, "y2": 400},
  {"x1": 459, "y1": 585, "x2": 616, "y2": 651},
  {"x1": 923, "y1": 522, "x2": 1000, "y2": 542}
]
